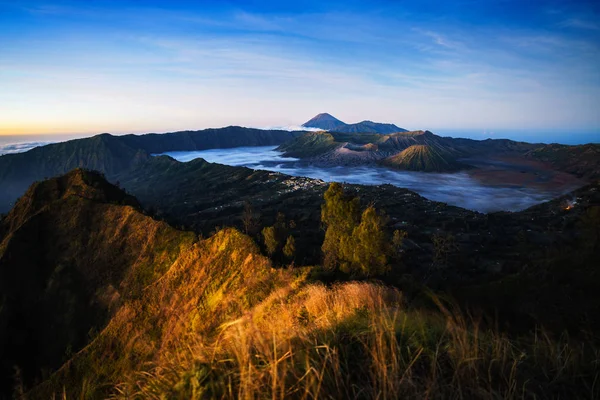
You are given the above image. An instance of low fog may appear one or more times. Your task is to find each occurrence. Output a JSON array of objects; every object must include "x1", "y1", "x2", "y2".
[{"x1": 159, "y1": 146, "x2": 576, "y2": 213}]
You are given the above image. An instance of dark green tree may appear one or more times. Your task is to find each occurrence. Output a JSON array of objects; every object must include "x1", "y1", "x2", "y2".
[
  {"x1": 241, "y1": 201, "x2": 258, "y2": 235},
  {"x1": 321, "y1": 183, "x2": 360, "y2": 270},
  {"x1": 321, "y1": 183, "x2": 395, "y2": 276},
  {"x1": 262, "y1": 226, "x2": 278, "y2": 256},
  {"x1": 283, "y1": 235, "x2": 296, "y2": 262},
  {"x1": 351, "y1": 206, "x2": 389, "y2": 276}
]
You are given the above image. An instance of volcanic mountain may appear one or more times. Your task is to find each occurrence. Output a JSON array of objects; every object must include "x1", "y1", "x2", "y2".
[
  {"x1": 382, "y1": 144, "x2": 468, "y2": 172},
  {"x1": 278, "y1": 130, "x2": 469, "y2": 170},
  {"x1": 277, "y1": 129, "x2": 600, "y2": 181},
  {"x1": 301, "y1": 113, "x2": 346, "y2": 131},
  {"x1": 302, "y1": 113, "x2": 407, "y2": 134}
]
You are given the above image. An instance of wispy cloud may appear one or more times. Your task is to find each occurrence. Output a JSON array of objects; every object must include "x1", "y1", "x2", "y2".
[
  {"x1": 558, "y1": 18, "x2": 599, "y2": 31},
  {"x1": 416, "y1": 29, "x2": 465, "y2": 51}
]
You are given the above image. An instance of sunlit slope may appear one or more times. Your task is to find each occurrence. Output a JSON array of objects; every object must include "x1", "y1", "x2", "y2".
[{"x1": 0, "y1": 169, "x2": 197, "y2": 396}]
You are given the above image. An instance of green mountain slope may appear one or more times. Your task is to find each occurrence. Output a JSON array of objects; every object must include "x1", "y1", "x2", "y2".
[{"x1": 279, "y1": 130, "x2": 469, "y2": 171}]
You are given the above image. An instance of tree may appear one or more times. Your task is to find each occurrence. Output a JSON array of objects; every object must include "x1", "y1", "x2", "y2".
[
  {"x1": 351, "y1": 206, "x2": 389, "y2": 276},
  {"x1": 392, "y1": 229, "x2": 407, "y2": 255},
  {"x1": 283, "y1": 235, "x2": 296, "y2": 261},
  {"x1": 432, "y1": 232, "x2": 457, "y2": 269},
  {"x1": 241, "y1": 201, "x2": 258, "y2": 235},
  {"x1": 320, "y1": 183, "x2": 392, "y2": 276},
  {"x1": 321, "y1": 183, "x2": 360, "y2": 270},
  {"x1": 262, "y1": 226, "x2": 278, "y2": 256}
]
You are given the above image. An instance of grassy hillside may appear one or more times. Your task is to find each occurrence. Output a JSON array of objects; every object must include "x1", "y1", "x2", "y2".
[{"x1": 0, "y1": 171, "x2": 598, "y2": 399}]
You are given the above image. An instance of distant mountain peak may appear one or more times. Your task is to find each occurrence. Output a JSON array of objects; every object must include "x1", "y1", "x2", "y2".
[
  {"x1": 312, "y1": 112, "x2": 341, "y2": 120},
  {"x1": 301, "y1": 114, "x2": 407, "y2": 134},
  {"x1": 302, "y1": 113, "x2": 346, "y2": 130}
]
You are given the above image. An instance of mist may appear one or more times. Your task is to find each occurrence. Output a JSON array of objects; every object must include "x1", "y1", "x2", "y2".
[{"x1": 159, "y1": 146, "x2": 576, "y2": 213}]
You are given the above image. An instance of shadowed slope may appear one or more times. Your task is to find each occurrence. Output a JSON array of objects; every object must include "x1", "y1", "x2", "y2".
[
  {"x1": 0, "y1": 134, "x2": 148, "y2": 212},
  {"x1": 0, "y1": 127, "x2": 303, "y2": 213},
  {"x1": 0, "y1": 169, "x2": 196, "y2": 396}
]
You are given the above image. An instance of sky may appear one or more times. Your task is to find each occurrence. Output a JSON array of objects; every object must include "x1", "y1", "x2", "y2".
[{"x1": 0, "y1": 0, "x2": 599, "y2": 140}]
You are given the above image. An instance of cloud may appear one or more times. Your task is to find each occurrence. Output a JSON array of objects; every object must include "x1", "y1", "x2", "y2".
[
  {"x1": 558, "y1": 18, "x2": 600, "y2": 31},
  {"x1": 161, "y1": 146, "x2": 582, "y2": 213},
  {"x1": 0, "y1": 141, "x2": 54, "y2": 155},
  {"x1": 253, "y1": 125, "x2": 323, "y2": 132},
  {"x1": 416, "y1": 29, "x2": 465, "y2": 51},
  {"x1": 1, "y1": 1, "x2": 599, "y2": 133}
]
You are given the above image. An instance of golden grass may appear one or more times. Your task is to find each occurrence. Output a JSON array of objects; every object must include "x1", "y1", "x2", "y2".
[
  {"x1": 21, "y1": 225, "x2": 598, "y2": 399},
  {"x1": 111, "y1": 281, "x2": 599, "y2": 400}
]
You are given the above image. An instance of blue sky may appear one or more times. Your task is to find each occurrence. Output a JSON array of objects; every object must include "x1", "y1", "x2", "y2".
[{"x1": 0, "y1": 0, "x2": 599, "y2": 139}]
